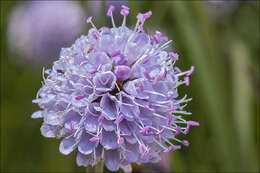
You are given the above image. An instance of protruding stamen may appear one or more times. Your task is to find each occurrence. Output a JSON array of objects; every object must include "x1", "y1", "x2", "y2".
[
  {"x1": 166, "y1": 106, "x2": 177, "y2": 112},
  {"x1": 139, "y1": 144, "x2": 146, "y2": 154},
  {"x1": 138, "y1": 25, "x2": 144, "y2": 33},
  {"x1": 187, "y1": 66, "x2": 195, "y2": 76},
  {"x1": 117, "y1": 137, "x2": 124, "y2": 145},
  {"x1": 110, "y1": 50, "x2": 121, "y2": 57},
  {"x1": 163, "y1": 145, "x2": 181, "y2": 153},
  {"x1": 86, "y1": 16, "x2": 98, "y2": 30},
  {"x1": 165, "y1": 94, "x2": 173, "y2": 101},
  {"x1": 142, "y1": 55, "x2": 150, "y2": 64},
  {"x1": 174, "y1": 67, "x2": 182, "y2": 73},
  {"x1": 143, "y1": 11, "x2": 152, "y2": 19},
  {"x1": 144, "y1": 105, "x2": 155, "y2": 112},
  {"x1": 184, "y1": 76, "x2": 190, "y2": 86},
  {"x1": 145, "y1": 147, "x2": 151, "y2": 155},
  {"x1": 140, "y1": 126, "x2": 150, "y2": 134},
  {"x1": 174, "y1": 126, "x2": 181, "y2": 136},
  {"x1": 89, "y1": 136, "x2": 99, "y2": 142},
  {"x1": 75, "y1": 95, "x2": 85, "y2": 100},
  {"x1": 169, "y1": 52, "x2": 179, "y2": 61},
  {"x1": 144, "y1": 72, "x2": 151, "y2": 80},
  {"x1": 114, "y1": 114, "x2": 124, "y2": 124},
  {"x1": 98, "y1": 114, "x2": 105, "y2": 123},
  {"x1": 182, "y1": 140, "x2": 190, "y2": 147},
  {"x1": 137, "y1": 13, "x2": 145, "y2": 23},
  {"x1": 156, "y1": 128, "x2": 165, "y2": 135},
  {"x1": 107, "y1": 5, "x2": 116, "y2": 28}
]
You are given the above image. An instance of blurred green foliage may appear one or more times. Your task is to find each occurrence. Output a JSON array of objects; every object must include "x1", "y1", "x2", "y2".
[{"x1": 1, "y1": 1, "x2": 259, "y2": 172}]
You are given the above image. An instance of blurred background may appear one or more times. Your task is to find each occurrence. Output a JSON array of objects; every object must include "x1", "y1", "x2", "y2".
[{"x1": 0, "y1": 0, "x2": 259, "y2": 172}]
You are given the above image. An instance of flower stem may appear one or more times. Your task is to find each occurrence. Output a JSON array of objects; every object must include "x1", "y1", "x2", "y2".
[{"x1": 86, "y1": 159, "x2": 104, "y2": 173}]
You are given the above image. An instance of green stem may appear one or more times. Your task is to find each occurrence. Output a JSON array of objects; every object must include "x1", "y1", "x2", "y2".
[{"x1": 86, "y1": 159, "x2": 104, "y2": 173}]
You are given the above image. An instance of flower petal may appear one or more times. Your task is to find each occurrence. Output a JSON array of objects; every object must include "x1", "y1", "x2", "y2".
[
  {"x1": 78, "y1": 133, "x2": 97, "y2": 155},
  {"x1": 101, "y1": 130, "x2": 118, "y2": 149},
  {"x1": 40, "y1": 123, "x2": 58, "y2": 138},
  {"x1": 105, "y1": 149, "x2": 120, "y2": 171},
  {"x1": 59, "y1": 135, "x2": 77, "y2": 155},
  {"x1": 100, "y1": 94, "x2": 118, "y2": 120}
]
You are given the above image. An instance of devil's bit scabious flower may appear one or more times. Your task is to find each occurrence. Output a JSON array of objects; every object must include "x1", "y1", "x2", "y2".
[{"x1": 32, "y1": 5, "x2": 199, "y2": 172}]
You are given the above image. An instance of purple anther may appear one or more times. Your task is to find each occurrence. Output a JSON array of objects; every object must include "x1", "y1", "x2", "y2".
[
  {"x1": 166, "y1": 114, "x2": 173, "y2": 125},
  {"x1": 165, "y1": 94, "x2": 173, "y2": 101},
  {"x1": 144, "y1": 72, "x2": 151, "y2": 80},
  {"x1": 107, "y1": 5, "x2": 115, "y2": 17},
  {"x1": 172, "y1": 145, "x2": 181, "y2": 150},
  {"x1": 166, "y1": 106, "x2": 177, "y2": 112},
  {"x1": 144, "y1": 11, "x2": 152, "y2": 19},
  {"x1": 184, "y1": 76, "x2": 190, "y2": 86},
  {"x1": 174, "y1": 126, "x2": 181, "y2": 136},
  {"x1": 162, "y1": 69, "x2": 167, "y2": 79},
  {"x1": 155, "y1": 31, "x2": 162, "y2": 36},
  {"x1": 92, "y1": 31, "x2": 99, "y2": 40},
  {"x1": 139, "y1": 144, "x2": 146, "y2": 154},
  {"x1": 154, "y1": 75, "x2": 163, "y2": 82},
  {"x1": 182, "y1": 140, "x2": 190, "y2": 147},
  {"x1": 114, "y1": 114, "x2": 124, "y2": 124},
  {"x1": 90, "y1": 69, "x2": 98, "y2": 74},
  {"x1": 140, "y1": 126, "x2": 150, "y2": 134},
  {"x1": 137, "y1": 13, "x2": 145, "y2": 23},
  {"x1": 150, "y1": 35, "x2": 155, "y2": 45},
  {"x1": 161, "y1": 36, "x2": 168, "y2": 41},
  {"x1": 75, "y1": 95, "x2": 85, "y2": 100},
  {"x1": 145, "y1": 147, "x2": 151, "y2": 155},
  {"x1": 153, "y1": 34, "x2": 161, "y2": 44},
  {"x1": 156, "y1": 128, "x2": 165, "y2": 135},
  {"x1": 117, "y1": 137, "x2": 124, "y2": 145},
  {"x1": 86, "y1": 16, "x2": 93, "y2": 23},
  {"x1": 120, "y1": 9, "x2": 129, "y2": 16},
  {"x1": 138, "y1": 25, "x2": 144, "y2": 32},
  {"x1": 89, "y1": 136, "x2": 99, "y2": 142},
  {"x1": 187, "y1": 66, "x2": 195, "y2": 76},
  {"x1": 174, "y1": 67, "x2": 182, "y2": 73},
  {"x1": 144, "y1": 106, "x2": 155, "y2": 112},
  {"x1": 183, "y1": 126, "x2": 190, "y2": 135},
  {"x1": 121, "y1": 5, "x2": 130, "y2": 10},
  {"x1": 110, "y1": 50, "x2": 121, "y2": 57},
  {"x1": 98, "y1": 114, "x2": 105, "y2": 123},
  {"x1": 169, "y1": 52, "x2": 179, "y2": 61},
  {"x1": 142, "y1": 55, "x2": 150, "y2": 64},
  {"x1": 187, "y1": 121, "x2": 200, "y2": 127}
]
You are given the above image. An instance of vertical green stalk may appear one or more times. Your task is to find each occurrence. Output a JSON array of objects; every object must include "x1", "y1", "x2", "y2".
[
  {"x1": 86, "y1": 159, "x2": 104, "y2": 173},
  {"x1": 170, "y1": 1, "x2": 240, "y2": 171},
  {"x1": 231, "y1": 41, "x2": 257, "y2": 171}
]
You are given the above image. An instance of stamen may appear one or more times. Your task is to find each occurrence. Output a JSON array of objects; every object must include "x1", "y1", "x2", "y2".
[
  {"x1": 169, "y1": 52, "x2": 179, "y2": 61},
  {"x1": 144, "y1": 72, "x2": 151, "y2": 80},
  {"x1": 107, "y1": 5, "x2": 116, "y2": 28},
  {"x1": 89, "y1": 136, "x2": 100, "y2": 142},
  {"x1": 140, "y1": 126, "x2": 150, "y2": 135},
  {"x1": 166, "y1": 114, "x2": 173, "y2": 125},
  {"x1": 98, "y1": 114, "x2": 105, "y2": 123},
  {"x1": 142, "y1": 55, "x2": 150, "y2": 64},
  {"x1": 75, "y1": 95, "x2": 85, "y2": 100},
  {"x1": 155, "y1": 128, "x2": 165, "y2": 135},
  {"x1": 174, "y1": 67, "x2": 182, "y2": 73},
  {"x1": 110, "y1": 50, "x2": 121, "y2": 57},
  {"x1": 139, "y1": 144, "x2": 146, "y2": 154},
  {"x1": 138, "y1": 25, "x2": 144, "y2": 32},
  {"x1": 184, "y1": 76, "x2": 190, "y2": 86},
  {"x1": 144, "y1": 105, "x2": 155, "y2": 112},
  {"x1": 117, "y1": 137, "x2": 124, "y2": 145},
  {"x1": 86, "y1": 16, "x2": 98, "y2": 30},
  {"x1": 114, "y1": 114, "x2": 124, "y2": 124},
  {"x1": 182, "y1": 140, "x2": 190, "y2": 147},
  {"x1": 187, "y1": 66, "x2": 195, "y2": 76},
  {"x1": 163, "y1": 145, "x2": 181, "y2": 153},
  {"x1": 166, "y1": 106, "x2": 177, "y2": 112}
]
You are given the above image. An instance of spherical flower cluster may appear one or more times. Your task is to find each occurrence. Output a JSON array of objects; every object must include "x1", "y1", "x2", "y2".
[{"x1": 32, "y1": 5, "x2": 199, "y2": 172}]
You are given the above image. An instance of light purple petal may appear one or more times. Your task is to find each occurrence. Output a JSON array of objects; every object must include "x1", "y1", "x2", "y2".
[
  {"x1": 40, "y1": 123, "x2": 58, "y2": 138},
  {"x1": 78, "y1": 133, "x2": 97, "y2": 155},
  {"x1": 59, "y1": 135, "x2": 78, "y2": 155},
  {"x1": 101, "y1": 130, "x2": 118, "y2": 149},
  {"x1": 105, "y1": 149, "x2": 120, "y2": 171},
  {"x1": 100, "y1": 94, "x2": 118, "y2": 120}
]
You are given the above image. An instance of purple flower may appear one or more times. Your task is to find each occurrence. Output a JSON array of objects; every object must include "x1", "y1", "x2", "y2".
[
  {"x1": 7, "y1": 1, "x2": 84, "y2": 64},
  {"x1": 32, "y1": 5, "x2": 199, "y2": 172}
]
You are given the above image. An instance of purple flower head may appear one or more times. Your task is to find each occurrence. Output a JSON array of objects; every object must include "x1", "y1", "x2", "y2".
[{"x1": 32, "y1": 5, "x2": 199, "y2": 172}]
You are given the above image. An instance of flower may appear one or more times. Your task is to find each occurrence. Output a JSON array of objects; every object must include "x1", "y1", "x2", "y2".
[
  {"x1": 32, "y1": 5, "x2": 199, "y2": 172},
  {"x1": 7, "y1": 1, "x2": 84, "y2": 64}
]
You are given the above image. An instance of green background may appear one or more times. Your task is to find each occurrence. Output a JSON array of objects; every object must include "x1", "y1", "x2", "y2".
[{"x1": 1, "y1": 1, "x2": 259, "y2": 172}]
